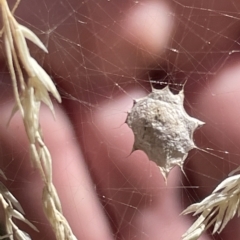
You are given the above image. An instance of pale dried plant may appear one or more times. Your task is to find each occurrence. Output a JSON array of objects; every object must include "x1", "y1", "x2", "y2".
[
  {"x1": 182, "y1": 173, "x2": 240, "y2": 240},
  {"x1": 0, "y1": 179, "x2": 38, "y2": 240},
  {"x1": 0, "y1": 0, "x2": 76, "y2": 239}
]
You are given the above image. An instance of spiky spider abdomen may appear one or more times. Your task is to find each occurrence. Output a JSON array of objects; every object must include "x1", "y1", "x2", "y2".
[{"x1": 126, "y1": 86, "x2": 204, "y2": 180}]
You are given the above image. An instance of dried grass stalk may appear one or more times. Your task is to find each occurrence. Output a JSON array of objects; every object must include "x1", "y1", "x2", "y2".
[{"x1": 0, "y1": 0, "x2": 77, "y2": 239}]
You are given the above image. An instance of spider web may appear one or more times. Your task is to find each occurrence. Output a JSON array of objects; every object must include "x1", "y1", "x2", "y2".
[{"x1": 1, "y1": 0, "x2": 240, "y2": 239}]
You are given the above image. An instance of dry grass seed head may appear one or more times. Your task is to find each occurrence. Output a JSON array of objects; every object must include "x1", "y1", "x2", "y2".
[{"x1": 0, "y1": 0, "x2": 76, "y2": 239}]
